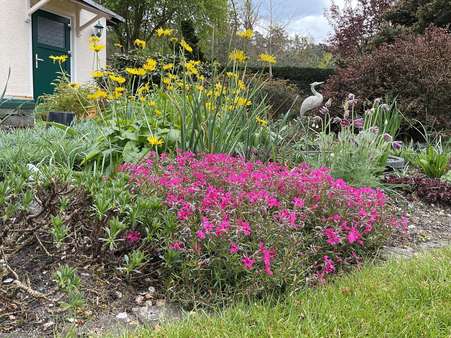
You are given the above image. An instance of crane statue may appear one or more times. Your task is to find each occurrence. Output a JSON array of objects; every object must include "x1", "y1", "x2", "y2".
[{"x1": 300, "y1": 81, "x2": 324, "y2": 117}]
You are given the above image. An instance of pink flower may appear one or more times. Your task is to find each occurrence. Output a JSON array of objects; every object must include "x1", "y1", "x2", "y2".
[
  {"x1": 259, "y1": 242, "x2": 275, "y2": 276},
  {"x1": 196, "y1": 230, "x2": 206, "y2": 240},
  {"x1": 324, "y1": 227, "x2": 341, "y2": 245},
  {"x1": 229, "y1": 243, "x2": 239, "y2": 254},
  {"x1": 323, "y1": 255, "x2": 335, "y2": 274},
  {"x1": 241, "y1": 256, "x2": 255, "y2": 270},
  {"x1": 292, "y1": 197, "x2": 305, "y2": 208},
  {"x1": 125, "y1": 230, "x2": 141, "y2": 244},
  {"x1": 169, "y1": 241, "x2": 184, "y2": 251},
  {"x1": 237, "y1": 219, "x2": 252, "y2": 236},
  {"x1": 347, "y1": 227, "x2": 362, "y2": 244}
]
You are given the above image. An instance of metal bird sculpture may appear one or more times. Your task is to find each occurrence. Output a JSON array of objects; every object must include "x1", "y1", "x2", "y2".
[{"x1": 300, "y1": 81, "x2": 324, "y2": 117}]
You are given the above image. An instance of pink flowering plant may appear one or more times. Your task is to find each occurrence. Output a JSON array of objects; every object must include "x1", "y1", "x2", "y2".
[{"x1": 120, "y1": 151, "x2": 403, "y2": 305}]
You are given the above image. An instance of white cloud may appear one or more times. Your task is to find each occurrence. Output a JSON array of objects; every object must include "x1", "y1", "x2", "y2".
[{"x1": 286, "y1": 15, "x2": 331, "y2": 42}]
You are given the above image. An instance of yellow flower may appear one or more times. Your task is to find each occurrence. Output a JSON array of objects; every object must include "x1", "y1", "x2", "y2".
[
  {"x1": 91, "y1": 70, "x2": 104, "y2": 78},
  {"x1": 256, "y1": 116, "x2": 268, "y2": 127},
  {"x1": 114, "y1": 42, "x2": 123, "y2": 48},
  {"x1": 156, "y1": 27, "x2": 174, "y2": 37},
  {"x1": 87, "y1": 89, "x2": 108, "y2": 100},
  {"x1": 115, "y1": 87, "x2": 125, "y2": 95},
  {"x1": 238, "y1": 80, "x2": 247, "y2": 91},
  {"x1": 89, "y1": 36, "x2": 101, "y2": 44},
  {"x1": 180, "y1": 39, "x2": 193, "y2": 53},
  {"x1": 162, "y1": 77, "x2": 172, "y2": 86},
  {"x1": 49, "y1": 55, "x2": 68, "y2": 63},
  {"x1": 147, "y1": 100, "x2": 157, "y2": 108},
  {"x1": 125, "y1": 67, "x2": 146, "y2": 76},
  {"x1": 163, "y1": 63, "x2": 174, "y2": 71},
  {"x1": 90, "y1": 43, "x2": 105, "y2": 53},
  {"x1": 226, "y1": 72, "x2": 239, "y2": 79},
  {"x1": 237, "y1": 29, "x2": 254, "y2": 40},
  {"x1": 258, "y1": 53, "x2": 277, "y2": 64},
  {"x1": 228, "y1": 49, "x2": 247, "y2": 63},
  {"x1": 147, "y1": 135, "x2": 164, "y2": 146},
  {"x1": 235, "y1": 97, "x2": 252, "y2": 107},
  {"x1": 154, "y1": 109, "x2": 162, "y2": 117},
  {"x1": 137, "y1": 84, "x2": 150, "y2": 96},
  {"x1": 143, "y1": 58, "x2": 157, "y2": 72},
  {"x1": 185, "y1": 60, "x2": 200, "y2": 76},
  {"x1": 134, "y1": 39, "x2": 146, "y2": 49},
  {"x1": 68, "y1": 82, "x2": 80, "y2": 89},
  {"x1": 109, "y1": 74, "x2": 126, "y2": 84},
  {"x1": 109, "y1": 87, "x2": 125, "y2": 100},
  {"x1": 196, "y1": 84, "x2": 205, "y2": 92},
  {"x1": 205, "y1": 101, "x2": 215, "y2": 111}
]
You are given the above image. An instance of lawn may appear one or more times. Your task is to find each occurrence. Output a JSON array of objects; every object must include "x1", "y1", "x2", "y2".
[{"x1": 121, "y1": 248, "x2": 451, "y2": 338}]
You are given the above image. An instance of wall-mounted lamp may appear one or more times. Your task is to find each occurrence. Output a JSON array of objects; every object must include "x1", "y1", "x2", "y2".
[{"x1": 93, "y1": 21, "x2": 104, "y2": 38}]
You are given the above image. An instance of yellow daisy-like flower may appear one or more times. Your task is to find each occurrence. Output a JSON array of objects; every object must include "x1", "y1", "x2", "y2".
[
  {"x1": 68, "y1": 82, "x2": 80, "y2": 89},
  {"x1": 226, "y1": 72, "x2": 239, "y2": 79},
  {"x1": 87, "y1": 89, "x2": 108, "y2": 101},
  {"x1": 49, "y1": 55, "x2": 68, "y2": 63},
  {"x1": 134, "y1": 39, "x2": 146, "y2": 49},
  {"x1": 90, "y1": 43, "x2": 105, "y2": 53},
  {"x1": 238, "y1": 80, "x2": 247, "y2": 91},
  {"x1": 125, "y1": 67, "x2": 146, "y2": 76},
  {"x1": 147, "y1": 100, "x2": 157, "y2": 108},
  {"x1": 237, "y1": 29, "x2": 254, "y2": 40},
  {"x1": 91, "y1": 70, "x2": 104, "y2": 78},
  {"x1": 156, "y1": 27, "x2": 174, "y2": 37},
  {"x1": 143, "y1": 58, "x2": 157, "y2": 72},
  {"x1": 147, "y1": 135, "x2": 164, "y2": 146},
  {"x1": 163, "y1": 63, "x2": 174, "y2": 71},
  {"x1": 235, "y1": 97, "x2": 252, "y2": 107},
  {"x1": 89, "y1": 36, "x2": 101, "y2": 44},
  {"x1": 258, "y1": 53, "x2": 277, "y2": 64},
  {"x1": 137, "y1": 84, "x2": 150, "y2": 96},
  {"x1": 228, "y1": 49, "x2": 247, "y2": 63},
  {"x1": 184, "y1": 60, "x2": 200, "y2": 76},
  {"x1": 196, "y1": 84, "x2": 205, "y2": 92},
  {"x1": 180, "y1": 39, "x2": 193, "y2": 53},
  {"x1": 154, "y1": 109, "x2": 162, "y2": 117},
  {"x1": 114, "y1": 43, "x2": 123, "y2": 48},
  {"x1": 109, "y1": 74, "x2": 126, "y2": 84},
  {"x1": 256, "y1": 116, "x2": 268, "y2": 127}
]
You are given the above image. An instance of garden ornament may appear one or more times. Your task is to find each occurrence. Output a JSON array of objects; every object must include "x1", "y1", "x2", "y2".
[{"x1": 300, "y1": 81, "x2": 324, "y2": 117}]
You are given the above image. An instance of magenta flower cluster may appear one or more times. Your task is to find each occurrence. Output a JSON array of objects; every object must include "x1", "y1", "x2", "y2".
[{"x1": 120, "y1": 152, "x2": 401, "y2": 284}]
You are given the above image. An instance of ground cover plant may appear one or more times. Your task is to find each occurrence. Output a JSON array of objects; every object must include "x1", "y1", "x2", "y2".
[{"x1": 119, "y1": 151, "x2": 405, "y2": 305}]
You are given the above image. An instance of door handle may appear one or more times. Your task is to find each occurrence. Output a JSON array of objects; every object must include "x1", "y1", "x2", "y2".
[{"x1": 35, "y1": 54, "x2": 44, "y2": 69}]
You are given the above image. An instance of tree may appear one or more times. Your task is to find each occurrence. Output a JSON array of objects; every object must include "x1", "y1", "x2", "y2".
[{"x1": 98, "y1": 0, "x2": 228, "y2": 50}]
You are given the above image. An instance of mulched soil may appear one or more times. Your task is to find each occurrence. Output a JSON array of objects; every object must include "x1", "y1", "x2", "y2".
[{"x1": 0, "y1": 180, "x2": 450, "y2": 337}]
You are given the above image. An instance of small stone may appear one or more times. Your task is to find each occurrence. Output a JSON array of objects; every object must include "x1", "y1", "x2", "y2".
[
  {"x1": 43, "y1": 321, "x2": 55, "y2": 329},
  {"x1": 135, "y1": 295, "x2": 144, "y2": 304},
  {"x1": 3, "y1": 278, "x2": 14, "y2": 284},
  {"x1": 144, "y1": 293, "x2": 153, "y2": 300},
  {"x1": 116, "y1": 312, "x2": 128, "y2": 321},
  {"x1": 155, "y1": 299, "x2": 166, "y2": 307},
  {"x1": 9, "y1": 315, "x2": 16, "y2": 320},
  {"x1": 145, "y1": 300, "x2": 153, "y2": 306},
  {"x1": 114, "y1": 291, "x2": 123, "y2": 299},
  {"x1": 148, "y1": 286, "x2": 156, "y2": 294}
]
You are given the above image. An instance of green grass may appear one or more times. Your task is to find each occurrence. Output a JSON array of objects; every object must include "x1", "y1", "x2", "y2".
[{"x1": 116, "y1": 248, "x2": 451, "y2": 338}]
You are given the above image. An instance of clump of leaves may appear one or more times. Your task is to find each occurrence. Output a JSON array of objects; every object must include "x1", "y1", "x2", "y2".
[
  {"x1": 414, "y1": 146, "x2": 449, "y2": 178},
  {"x1": 50, "y1": 215, "x2": 69, "y2": 247},
  {"x1": 123, "y1": 249, "x2": 147, "y2": 275},
  {"x1": 101, "y1": 216, "x2": 127, "y2": 250},
  {"x1": 54, "y1": 265, "x2": 80, "y2": 292}
]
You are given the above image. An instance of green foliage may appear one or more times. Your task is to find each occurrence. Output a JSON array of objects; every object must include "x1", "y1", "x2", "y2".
[
  {"x1": 54, "y1": 265, "x2": 81, "y2": 292},
  {"x1": 415, "y1": 145, "x2": 449, "y2": 178},
  {"x1": 123, "y1": 249, "x2": 147, "y2": 275},
  {"x1": 50, "y1": 215, "x2": 69, "y2": 247},
  {"x1": 364, "y1": 99, "x2": 402, "y2": 138}
]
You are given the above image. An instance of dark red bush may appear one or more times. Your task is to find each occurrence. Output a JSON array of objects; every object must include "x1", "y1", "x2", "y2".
[
  {"x1": 324, "y1": 27, "x2": 451, "y2": 131},
  {"x1": 383, "y1": 175, "x2": 451, "y2": 206}
]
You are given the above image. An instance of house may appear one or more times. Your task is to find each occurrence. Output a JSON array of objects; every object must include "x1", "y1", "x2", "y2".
[{"x1": 0, "y1": 0, "x2": 123, "y2": 126}]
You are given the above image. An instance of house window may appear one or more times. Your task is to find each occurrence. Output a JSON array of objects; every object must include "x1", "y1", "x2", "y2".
[{"x1": 37, "y1": 16, "x2": 66, "y2": 49}]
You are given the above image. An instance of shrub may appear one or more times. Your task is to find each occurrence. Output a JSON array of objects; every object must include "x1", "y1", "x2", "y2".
[
  {"x1": 259, "y1": 79, "x2": 301, "y2": 118},
  {"x1": 247, "y1": 66, "x2": 334, "y2": 93},
  {"x1": 324, "y1": 27, "x2": 451, "y2": 130},
  {"x1": 35, "y1": 77, "x2": 95, "y2": 120},
  {"x1": 120, "y1": 152, "x2": 403, "y2": 306}
]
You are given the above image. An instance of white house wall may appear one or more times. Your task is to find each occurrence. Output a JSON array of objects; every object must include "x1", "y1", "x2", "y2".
[{"x1": 0, "y1": 0, "x2": 107, "y2": 100}]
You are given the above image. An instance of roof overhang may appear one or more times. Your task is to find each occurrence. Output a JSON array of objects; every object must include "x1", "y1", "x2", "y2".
[{"x1": 69, "y1": 0, "x2": 125, "y2": 24}]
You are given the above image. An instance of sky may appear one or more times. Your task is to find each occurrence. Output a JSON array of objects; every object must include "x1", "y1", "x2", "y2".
[{"x1": 255, "y1": 0, "x2": 349, "y2": 43}]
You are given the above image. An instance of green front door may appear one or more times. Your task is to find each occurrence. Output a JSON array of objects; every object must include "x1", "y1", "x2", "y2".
[{"x1": 32, "y1": 10, "x2": 71, "y2": 100}]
